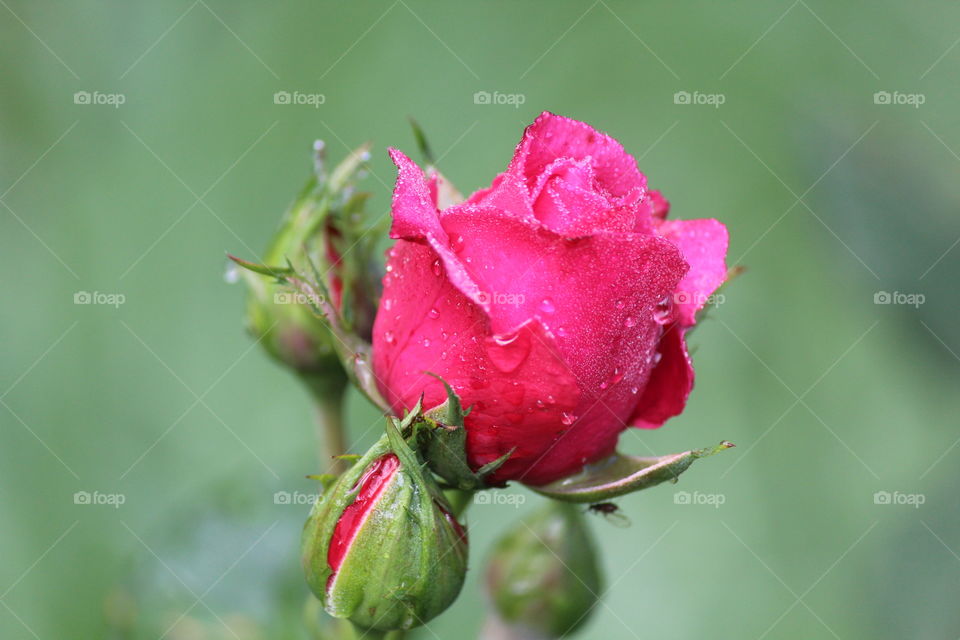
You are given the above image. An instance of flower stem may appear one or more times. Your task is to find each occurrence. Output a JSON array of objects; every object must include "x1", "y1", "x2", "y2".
[
  {"x1": 444, "y1": 488, "x2": 475, "y2": 519},
  {"x1": 305, "y1": 373, "x2": 349, "y2": 474}
]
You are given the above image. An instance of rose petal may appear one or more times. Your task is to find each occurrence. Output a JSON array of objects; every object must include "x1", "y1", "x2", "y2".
[
  {"x1": 657, "y1": 218, "x2": 729, "y2": 327},
  {"x1": 464, "y1": 171, "x2": 533, "y2": 219},
  {"x1": 387, "y1": 148, "x2": 446, "y2": 241},
  {"x1": 438, "y1": 207, "x2": 687, "y2": 398},
  {"x1": 508, "y1": 112, "x2": 647, "y2": 199},
  {"x1": 371, "y1": 240, "x2": 584, "y2": 484},
  {"x1": 629, "y1": 325, "x2": 694, "y2": 429}
]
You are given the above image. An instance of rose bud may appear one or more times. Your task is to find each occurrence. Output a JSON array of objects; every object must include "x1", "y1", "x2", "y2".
[
  {"x1": 236, "y1": 143, "x2": 377, "y2": 399},
  {"x1": 372, "y1": 112, "x2": 730, "y2": 486},
  {"x1": 485, "y1": 502, "x2": 602, "y2": 638},
  {"x1": 301, "y1": 423, "x2": 468, "y2": 632}
]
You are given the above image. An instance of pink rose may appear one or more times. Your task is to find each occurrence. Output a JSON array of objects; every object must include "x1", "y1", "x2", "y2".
[{"x1": 372, "y1": 112, "x2": 728, "y2": 485}]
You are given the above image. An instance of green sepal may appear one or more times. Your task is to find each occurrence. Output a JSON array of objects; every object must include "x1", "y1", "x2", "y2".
[
  {"x1": 418, "y1": 374, "x2": 510, "y2": 491},
  {"x1": 227, "y1": 253, "x2": 294, "y2": 279},
  {"x1": 305, "y1": 473, "x2": 339, "y2": 493},
  {"x1": 532, "y1": 441, "x2": 734, "y2": 503}
]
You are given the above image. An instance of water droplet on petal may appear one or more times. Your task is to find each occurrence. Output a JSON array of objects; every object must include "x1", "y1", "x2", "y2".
[
  {"x1": 539, "y1": 298, "x2": 556, "y2": 314},
  {"x1": 428, "y1": 307, "x2": 440, "y2": 319},
  {"x1": 561, "y1": 412, "x2": 577, "y2": 426},
  {"x1": 384, "y1": 331, "x2": 396, "y2": 345},
  {"x1": 493, "y1": 332, "x2": 519, "y2": 347},
  {"x1": 624, "y1": 316, "x2": 635, "y2": 328},
  {"x1": 615, "y1": 299, "x2": 625, "y2": 309},
  {"x1": 432, "y1": 260, "x2": 442, "y2": 276},
  {"x1": 486, "y1": 331, "x2": 531, "y2": 373},
  {"x1": 653, "y1": 296, "x2": 672, "y2": 325},
  {"x1": 609, "y1": 368, "x2": 624, "y2": 385}
]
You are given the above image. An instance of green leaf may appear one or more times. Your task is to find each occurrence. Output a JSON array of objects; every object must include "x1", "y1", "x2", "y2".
[
  {"x1": 407, "y1": 117, "x2": 435, "y2": 165},
  {"x1": 532, "y1": 441, "x2": 734, "y2": 503}
]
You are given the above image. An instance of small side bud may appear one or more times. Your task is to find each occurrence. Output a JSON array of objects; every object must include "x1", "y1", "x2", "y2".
[
  {"x1": 234, "y1": 144, "x2": 379, "y2": 398},
  {"x1": 485, "y1": 502, "x2": 603, "y2": 638},
  {"x1": 301, "y1": 425, "x2": 468, "y2": 632}
]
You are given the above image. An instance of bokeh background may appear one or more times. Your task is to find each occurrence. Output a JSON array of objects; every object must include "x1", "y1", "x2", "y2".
[{"x1": 2, "y1": 2, "x2": 959, "y2": 638}]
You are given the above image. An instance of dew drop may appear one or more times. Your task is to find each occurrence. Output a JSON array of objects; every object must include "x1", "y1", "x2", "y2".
[
  {"x1": 384, "y1": 331, "x2": 396, "y2": 345},
  {"x1": 624, "y1": 316, "x2": 636, "y2": 328},
  {"x1": 653, "y1": 296, "x2": 672, "y2": 325},
  {"x1": 561, "y1": 412, "x2": 577, "y2": 426},
  {"x1": 493, "y1": 332, "x2": 519, "y2": 347},
  {"x1": 428, "y1": 307, "x2": 440, "y2": 319},
  {"x1": 609, "y1": 368, "x2": 624, "y2": 385},
  {"x1": 615, "y1": 299, "x2": 625, "y2": 310},
  {"x1": 432, "y1": 260, "x2": 442, "y2": 277},
  {"x1": 539, "y1": 298, "x2": 556, "y2": 314}
]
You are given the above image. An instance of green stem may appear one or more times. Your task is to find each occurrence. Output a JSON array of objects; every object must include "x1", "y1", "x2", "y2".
[
  {"x1": 305, "y1": 373, "x2": 349, "y2": 474},
  {"x1": 444, "y1": 488, "x2": 475, "y2": 519}
]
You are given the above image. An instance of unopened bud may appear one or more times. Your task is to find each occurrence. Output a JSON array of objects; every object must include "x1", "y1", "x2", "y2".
[
  {"x1": 301, "y1": 425, "x2": 468, "y2": 631},
  {"x1": 485, "y1": 502, "x2": 602, "y2": 638}
]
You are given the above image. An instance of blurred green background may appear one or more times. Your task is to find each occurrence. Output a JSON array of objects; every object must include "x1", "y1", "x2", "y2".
[{"x1": 2, "y1": 1, "x2": 959, "y2": 638}]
